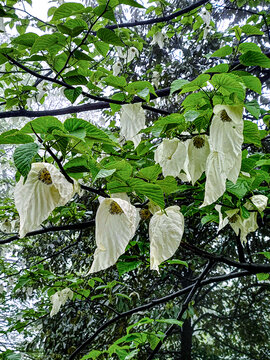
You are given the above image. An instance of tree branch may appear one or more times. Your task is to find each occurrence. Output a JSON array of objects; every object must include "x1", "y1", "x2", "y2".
[{"x1": 69, "y1": 269, "x2": 253, "y2": 360}]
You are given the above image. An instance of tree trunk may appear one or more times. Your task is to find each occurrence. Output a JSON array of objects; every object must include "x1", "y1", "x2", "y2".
[{"x1": 180, "y1": 318, "x2": 192, "y2": 360}]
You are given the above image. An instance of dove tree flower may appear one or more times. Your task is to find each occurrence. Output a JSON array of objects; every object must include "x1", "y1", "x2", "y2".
[
  {"x1": 126, "y1": 47, "x2": 139, "y2": 63},
  {"x1": 112, "y1": 61, "x2": 122, "y2": 76},
  {"x1": 215, "y1": 195, "x2": 268, "y2": 243},
  {"x1": 187, "y1": 135, "x2": 210, "y2": 185},
  {"x1": 120, "y1": 103, "x2": 145, "y2": 148},
  {"x1": 149, "y1": 206, "x2": 184, "y2": 272},
  {"x1": 154, "y1": 138, "x2": 187, "y2": 178},
  {"x1": 50, "y1": 288, "x2": 73, "y2": 317},
  {"x1": 201, "y1": 10, "x2": 211, "y2": 26},
  {"x1": 87, "y1": 195, "x2": 140, "y2": 274},
  {"x1": 14, "y1": 162, "x2": 78, "y2": 238},
  {"x1": 201, "y1": 105, "x2": 244, "y2": 207},
  {"x1": 151, "y1": 32, "x2": 167, "y2": 49}
]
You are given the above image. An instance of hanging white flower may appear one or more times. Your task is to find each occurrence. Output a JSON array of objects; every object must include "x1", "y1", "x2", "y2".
[
  {"x1": 50, "y1": 288, "x2": 73, "y2": 317},
  {"x1": 151, "y1": 32, "x2": 167, "y2": 49},
  {"x1": 112, "y1": 61, "x2": 122, "y2": 76},
  {"x1": 187, "y1": 135, "x2": 210, "y2": 185},
  {"x1": 149, "y1": 206, "x2": 184, "y2": 272},
  {"x1": 203, "y1": 25, "x2": 211, "y2": 40},
  {"x1": 215, "y1": 195, "x2": 268, "y2": 243},
  {"x1": 120, "y1": 103, "x2": 145, "y2": 148},
  {"x1": 152, "y1": 71, "x2": 160, "y2": 89},
  {"x1": 210, "y1": 105, "x2": 244, "y2": 158},
  {"x1": 87, "y1": 195, "x2": 140, "y2": 274},
  {"x1": 201, "y1": 10, "x2": 211, "y2": 26},
  {"x1": 201, "y1": 151, "x2": 227, "y2": 207},
  {"x1": 126, "y1": 47, "x2": 139, "y2": 63},
  {"x1": 14, "y1": 163, "x2": 78, "y2": 238},
  {"x1": 154, "y1": 138, "x2": 187, "y2": 178},
  {"x1": 0, "y1": 18, "x2": 5, "y2": 33},
  {"x1": 116, "y1": 46, "x2": 125, "y2": 58}
]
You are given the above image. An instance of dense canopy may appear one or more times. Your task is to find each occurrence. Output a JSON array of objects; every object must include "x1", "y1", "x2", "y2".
[{"x1": 0, "y1": 0, "x2": 269, "y2": 359}]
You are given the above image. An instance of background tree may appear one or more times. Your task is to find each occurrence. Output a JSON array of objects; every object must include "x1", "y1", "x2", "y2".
[{"x1": 0, "y1": 0, "x2": 270, "y2": 360}]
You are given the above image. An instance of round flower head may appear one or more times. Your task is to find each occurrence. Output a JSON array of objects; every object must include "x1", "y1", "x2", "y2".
[
  {"x1": 87, "y1": 196, "x2": 140, "y2": 274},
  {"x1": 14, "y1": 162, "x2": 78, "y2": 238},
  {"x1": 120, "y1": 103, "x2": 145, "y2": 149},
  {"x1": 187, "y1": 135, "x2": 210, "y2": 185},
  {"x1": 154, "y1": 138, "x2": 187, "y2": 178},
  {"x1": 149, "y1": 206, "x2": 184, "y2": 272}
]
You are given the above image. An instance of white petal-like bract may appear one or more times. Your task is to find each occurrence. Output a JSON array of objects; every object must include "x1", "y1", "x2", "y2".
[
  {"x1": 120, "y1": 103, "x2": 145, "y2": 148},
  {"x1": 88, "y1": 197, "x2": 140, "y2": 274},
  {"x1": 187, "y1": 135, "x2": 210, "y2": 185},
  {"x1": 249, "y1": 195, "x2": 268, "y2": 212},
  {"x1": 127, "y1": 47, "x2": 139, "y2": 63},
  {"x1": 112, "y1": 61, "x2": 122, "y2": 76},
  {"x1": 201, "y1": 10, "x2": 211, "y2": 25},
  {"x1": 201, "y1": 151, "x2": 227, "y2": 207},
  {"x1": 149, "y1": 206, "x2": 184, "y2": 272},
  {"x1": 154, "y1": 138, "x2": 187, "y2": 178},
  {"x1": 50, "y1": 288, "x2": 73, "y2": 317},
  {"x1": 151, "y1": 32, "x2": 167, "y2": 49},
  {"x1": 15, "y1": 163, "x2": 78, "y2": 238}
]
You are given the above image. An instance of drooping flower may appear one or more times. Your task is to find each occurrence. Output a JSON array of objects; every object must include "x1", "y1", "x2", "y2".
[
  {"x1": 112, "y1": 61, "x2": 122, "y2": 76},
  {"x1": 149, "y1": 206, "x2": 184, "y2": 272},
  {"x1": 127, "y1": 47, "x2": 139, "y2": 63},
  {"x1": 151, "y1": 32, "x2": 167, "y2": 49},
  {"x1": 154, "y1": 138, "x2": 187, "y2": 178},
  {"x1": 215, "y1": 195, "x2": 268, "y2": 243},
  {"x1": 201, "y1": 151, "x2": 227, "y2": 207},
  {"x1": 87, "y1": 195, "x2": 140, "y2": 274},
  {"x1": 120, "y1": 103, "x2": 145, "y2": 148},
  {"x1": 0, "y1": 18, "x2": 5, "y2": 33},
  {"x1": 152, "y1": 71, "x2": 160, "y2": 89},
  {"x1": 14, "y1": 163, "x2": 78, "y2": 238},
  {"x1": 201, "y1": 105, "x2": 244, "y2": 207},
  {"x1": 187, "y1": 135, "x2": 210, "y2": 185},
  {"x1": 201, "y1": 10, "x2": 211, "y2": 26},
  {"x1": 203, "y1": 25, "x2": 211, "y2": 40},
  {"x1": 50, "y1": 288, "x2": 73, "y2": 317}
]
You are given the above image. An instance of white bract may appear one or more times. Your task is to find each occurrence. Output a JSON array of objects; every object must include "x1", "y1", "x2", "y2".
[
  {"x1": 203, "y1": 25, "x2": 211, "y2": 40},
  {"x1": 154, "y1": 138, "x2": 187, "y2": 178},
  {"x1": 151, "y1": 32, "x2": 167, "y2": 49},
  {"x1": 14, "y1": 163, "x2": 78, "y2": 238},
  {"x1": 152, "y1": 71, "x2": 160, "y2": 89},
  {"x1": 50, "y1": 288, "x2": 73, "y2": 317},
  {"x1": 112, "y1": 61, "x2": 122, "y2": 76},
  {"x1": 120, "y1": 103, "x2": 145, "y2": 148},
  {"x1": 127, "y1": 47, "x2": 139, "y2": 63},
  {"x1": 201, "y1": 105, "x2": 244, "y2": 207},
  {"x1": 0, "y1": 18, "x2": 5, "y2": 32},
  {"x1": 201, "y1": 10, "x2": 211, "y2": 26},
  {"x1": 215, "y1": 195, "x2": 268, "y2": 243},
  {"x1": 87, "y1": 196, "x2": 140, "y2": 274},
  {"x1": 187, "y1": 135, "x2": 210, "y2": 185},
  {"x1": 149, "y1": 206, "x2": 184, "y2": 272}
]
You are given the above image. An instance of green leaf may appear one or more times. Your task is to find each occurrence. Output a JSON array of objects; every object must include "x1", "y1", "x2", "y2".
[
  {"x1": 52, "y1": 2, "x2": 85, "y2": 21},
  {"x1": 211, "y1": 45, "x2": 232, "y2": 57},
  {"x1": 170, "y1": 79, "x2": 190, "y2": 95},
  {"x1": 137, "y1": 164, "x2": 161, "y2": 182},
  {"x1": 148, "y1": 334, "x2": 160, "y2": 350},
  {"x1": 64, "y1": 87, "x2": 82, "y2": 103},
  {"x1": 94, "y1": 41, "x2": 109, "y2": 57},
  {"x1": 0, "y1": 130, "x2": 34, "y2": 144},
  {"x1": 118, "y1": 0, "x2": 145, "y2": 8},
  {"x1": 239, "y1": 42, "x2": 262, "y2": 54},
  {"x1": 126, "y1": 81, "x2": 156, "y2": 96},
  {"x1": 184, "y1": 110, "x2": 202, "y2": 122},
  {"x1": 256, "y1": 273, "x2": 269, "y2": 281},
  {"x1": 57, "y1": 18, "x2": 88, "y2": 37},
  {"x1": 64, "y1": 118, "x2": 116, "y2": 145},
  {"x1": 156, "y1": 318, "x2": 183, "y2": 327},
  {"x1": 155, "y1": 176, "x2": 179, "y2": 194},
  {"x1": 128, "y1": 178, "x2": 165, "y2": 208},
  {"x1": 97, "y1": 28, "x2": 123, "y2": 46},
  {"x1": 258, "y1": 252, "x2": 270, "y2": 260},
  {"x1": 181, "y1": 74, "x2": 210, "y2": 93},
  {"x1": 240, "y1": 51, "x2": 270, "y2": 68},
  {"x1": 105, "y1": 160, "x2": 133, "y2": 180},
  {"x1": 19, "y1": 116, "x2": 64, "y2": 134},
  {"x1": 64, "y1": 75, "x2": 88, "y2": 85},
  {"x1": 117, "y1": 261, "x2": 142, "y2": 276},
  {"x1": 210, "y1": 73, "x2": 245, "y2": 101},
  {"x1": 104, "y1": 75, "x2": 126, "y2": 88},
  {"x1": 241, "y1": 24, "x2": 264, "y2": 35},
  {"x1": 93, "y1": 168, "x2": 116, "y2": 182},
  {"x1": 205, "y1": 64, "x2": 229, "y2": 73},
  {"x1": 80, "y1": 350, "x2": 102, "y2": 359},
  {"x1": 13, "y1": 143, "x2": 39, "y2": 178},
  {"x1": 226, "y1": 178, "x2": 250, "y2": 199},
  {"x1": 166, "y1": 259, "x2": 188, "y2": 267},
  {"x1": 31, "y1": 34, "x2": 65, "y2": 54},
  {"x1": 63, "y1": 157, "x2": 90, "y2": 174},
  {"x1": 12, "y1": 32, "x2": 39, "y2": 47},
  {"x1": 240, "y1": 205, "x2": 250, "y2": 219},
  {"x1": 243, "y1": 120, "x2": 261, "y2": 147},
  {"x1": 244, "y1": 100, "x2": 261, "y2": 119},
  {"x1": 241, "y1": 74, "x2": 261, "y2": 94},
  {"x1": 93, "y1": 5, "x2": 116, "y2": 22}
]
